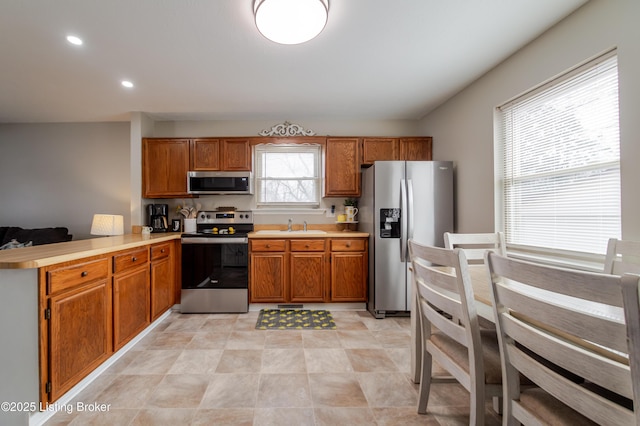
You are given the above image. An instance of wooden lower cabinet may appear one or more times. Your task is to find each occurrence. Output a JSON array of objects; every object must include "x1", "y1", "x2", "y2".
[
  {"x1": 150, "y1": 242, "x2": 174, "y2": 320},
  {"x1": 330, "y1": 252, "x2": 367, "y2": 301},
  {"x1": 113, "y1": 265, "x2": 150, "y2": 350},
  {"x1": 290, "y1": 239, "x2": 327, "y2": 302},
  {"x1": 250, "y1": 253, "x2": 287, "y2": 302},
  {"x1": 112, "y1": 248, "x2": 151, "y2": 350},
  {"x1": 48, "y1": 279, "x2": 112, "y2": 402},
  {"x1": 249, "y1": 237, "x2": 366, "y2": 303},
  {"x1": 330, "y1": 239, "x2": 368, "y2": 302},
  {"x1": 40, "y1": 240, "x2": 178, "y2": 404},
  {"x1": 249, "y1": 239, "x2": 287, "y2": 302}
]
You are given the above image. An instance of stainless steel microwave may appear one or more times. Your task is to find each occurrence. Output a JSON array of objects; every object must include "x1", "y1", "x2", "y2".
[{"x1": 187, "y1": 171, "x2": 253, "y2": 195}]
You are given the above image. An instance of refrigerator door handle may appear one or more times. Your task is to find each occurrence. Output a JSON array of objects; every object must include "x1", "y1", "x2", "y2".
[
  {"x1": 400, "y1": 178, "x2": 408, "y2": 262},
  {"x1": 407, "y1": 179, "x2": 414, "y2": 250}
]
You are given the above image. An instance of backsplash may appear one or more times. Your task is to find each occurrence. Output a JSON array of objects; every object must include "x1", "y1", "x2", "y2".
[{"x1": 153, "y1": 195, "x2": 354, "y2": 225}]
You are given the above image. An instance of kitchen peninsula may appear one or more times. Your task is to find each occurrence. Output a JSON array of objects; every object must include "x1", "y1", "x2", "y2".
[
  {"x1": 0, "y1": 226, "x2": 370, "y2": 425},
  {"x1": 0, "y1": 233, "x2": 181, "y2": 426}
]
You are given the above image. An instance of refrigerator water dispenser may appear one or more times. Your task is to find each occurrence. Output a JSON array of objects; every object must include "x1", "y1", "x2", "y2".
[{"x1": 380, "y1": 208, "x2": 401, "y2": 238}]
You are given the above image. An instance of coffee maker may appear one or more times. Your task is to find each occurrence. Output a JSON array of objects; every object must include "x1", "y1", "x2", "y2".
[{"x1": 147, "y1": 204, "x2": 169, "y2": 233}]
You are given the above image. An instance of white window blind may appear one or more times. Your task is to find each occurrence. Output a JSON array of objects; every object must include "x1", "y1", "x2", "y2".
[
  {"x1": 498, "y1": 52, "x2": 620, "y2": 255},
  {"x1": 254, "y1": 144, "x2": 322, "y2": 207}
]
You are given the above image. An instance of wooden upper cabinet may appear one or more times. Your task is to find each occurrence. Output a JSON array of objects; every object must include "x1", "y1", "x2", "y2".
[
  {"x1": 190, "y1": 138, "x2": 251, "y2": 171},
  {"x1": 142, "y1": 138, "x2": 191, "y2": 198},
  {"x1": 361, "y1": 137, "x2": 432, "y2": 165},
  {"x1": 221, "y1": 138, "x2": 251, "y2": 170},
  {"x1": 191, "y1": 138, "x2": 221, "y2": 170},
  {"x1": 400, "y1": 137, "x2": 432, "y2": 161},
  {"x1": 361, "y1": 138, "x2": 399, "y2": 165},
  {"x1": 325, "y1": 137, "x2": 361, "y2": 197}
]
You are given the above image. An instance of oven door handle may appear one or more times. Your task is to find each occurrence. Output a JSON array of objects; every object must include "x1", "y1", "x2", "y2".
[{"x1": 181, "y1": 237, "x2": 248, "y2": 244}]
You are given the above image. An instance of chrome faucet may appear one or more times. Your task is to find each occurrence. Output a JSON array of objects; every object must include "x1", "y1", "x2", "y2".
[
  {"x1": 287, "y1": 218, "x2": 293, "y2": 232},
  {"x1": 303, "y1": 221, "x2": 307, "y2": 232}
]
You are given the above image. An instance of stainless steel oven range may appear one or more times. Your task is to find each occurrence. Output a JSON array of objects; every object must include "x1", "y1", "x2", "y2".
[{"x1": 180, "y1": 210, "x2": 253, "y2": 313}]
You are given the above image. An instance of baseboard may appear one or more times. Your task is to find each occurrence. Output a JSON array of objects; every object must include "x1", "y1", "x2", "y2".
[{"x1": 249, "y1": 302, "x2": 366, "y2": 312}]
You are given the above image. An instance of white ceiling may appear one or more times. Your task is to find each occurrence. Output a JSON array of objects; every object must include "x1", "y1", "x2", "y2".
[{"x1": 0, "y1": 0, "x2": 587, "y2": 124}]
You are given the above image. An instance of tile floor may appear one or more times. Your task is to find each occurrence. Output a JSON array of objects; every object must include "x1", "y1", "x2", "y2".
[{"x1": 43, "y1": 309, "x2": 502, "y2": 425}]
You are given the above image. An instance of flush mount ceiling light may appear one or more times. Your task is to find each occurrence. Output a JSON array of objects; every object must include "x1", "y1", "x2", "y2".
[
  {"x1": 66, "y1": 35, "x2": 83, "y2": 46},
  {"x1": 253, "y1": 0, "x2": 329, "y2": 45}
]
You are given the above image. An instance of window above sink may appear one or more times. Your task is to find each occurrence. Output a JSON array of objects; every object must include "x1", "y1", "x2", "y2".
[{"x1": 254, "y1": 144, "x2": 322, "y2": 208}]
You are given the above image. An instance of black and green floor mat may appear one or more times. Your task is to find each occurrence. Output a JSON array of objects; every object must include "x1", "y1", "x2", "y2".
[{"x1": 255, "y1": 309, "x2": 337, "y2": 330}]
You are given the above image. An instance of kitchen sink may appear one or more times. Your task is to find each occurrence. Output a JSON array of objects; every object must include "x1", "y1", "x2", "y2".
[{"x1": 255, "y1": 230, "x2": 327, "y2": 235}]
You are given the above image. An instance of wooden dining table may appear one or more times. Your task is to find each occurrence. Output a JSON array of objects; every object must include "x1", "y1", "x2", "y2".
[{"x1": 410, "y1": 263, "x2": 628, "y2": 385}]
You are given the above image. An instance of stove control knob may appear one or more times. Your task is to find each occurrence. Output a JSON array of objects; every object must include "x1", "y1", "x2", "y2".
[{"x1": 206, "y1": 214, "x2": 211, "y2": 219}]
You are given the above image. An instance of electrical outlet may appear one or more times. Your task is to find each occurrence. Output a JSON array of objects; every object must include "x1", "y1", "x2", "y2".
[{"x1": 326, "y1": 205, "x2": 336, "y2": 217}]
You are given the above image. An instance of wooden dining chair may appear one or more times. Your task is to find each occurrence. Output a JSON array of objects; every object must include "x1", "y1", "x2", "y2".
[
  {"x1": 444, "y1": 232, "x2": 506, "y2": 264},
  {"x1": 603, "y1": 237, "x2": 640, "y2": 275},
  {"x1": 409, "y1": 239, "x2": 503, "y2": 425},
  {"x1": 486, "y1": 251, "x2": 640, "y2": 425}
]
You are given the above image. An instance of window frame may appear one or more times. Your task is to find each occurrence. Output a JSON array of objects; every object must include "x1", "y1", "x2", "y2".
[
  {"x1": 254, "y1": 143, "x2": 323, "y2": 208},
  {"x1": 496, "y1": 49, "x2": 620, "y2": 265}
]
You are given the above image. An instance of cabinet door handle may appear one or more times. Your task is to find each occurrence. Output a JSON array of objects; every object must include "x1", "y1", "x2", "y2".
[
  {"x1": 346, "y1": 242, "x2": 351, "y2": 247},
  {"x1": 305, "y1": 244, "x2": 310, "y2": 248},
  {"x1": 161, "y1": 249, "x2": 165, "y2": 253},
  {"x1": 266, "y1": 244, "x2": 271, "y2": 248},
  {"x1": 132, "y1": 257, "x2": 137, "y2": 262},
  {"x1": 81, "y1": 271, "x2": 88, "y2": 277}
]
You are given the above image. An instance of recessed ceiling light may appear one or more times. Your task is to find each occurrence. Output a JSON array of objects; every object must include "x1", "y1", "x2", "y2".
[
  {"x1": 121, "y1": 80, "x2": 134, "y2": 88},
  {"x1": 66, "y1": 35, "x2": 83, "y2": 46}
]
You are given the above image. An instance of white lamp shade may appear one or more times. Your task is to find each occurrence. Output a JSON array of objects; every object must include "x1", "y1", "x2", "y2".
[
  {"x1": 91, "y1": 214, "x2": 124, "y2": 236},
  {"x1": 254, "y1": 0, "x2": 328, "y2": 45}
]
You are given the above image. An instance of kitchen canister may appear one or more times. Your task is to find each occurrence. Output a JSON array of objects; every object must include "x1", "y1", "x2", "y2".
[{"x1": 183, "y1": 218, "x2": 197, "y2": 233}]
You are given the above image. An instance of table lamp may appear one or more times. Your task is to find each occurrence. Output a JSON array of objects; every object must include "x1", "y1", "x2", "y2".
[{"x1": 90, "y1": 214, "x2": 124, "y2": 236}]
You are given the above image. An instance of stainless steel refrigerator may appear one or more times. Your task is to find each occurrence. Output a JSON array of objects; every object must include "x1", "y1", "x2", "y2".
[{"x1": 361, "y1": 161, "x2": 453, "y2": 318}]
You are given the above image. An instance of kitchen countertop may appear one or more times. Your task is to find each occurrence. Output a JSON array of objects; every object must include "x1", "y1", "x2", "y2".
[
  {"x1": 0, "y1": 233, "x2": 181, "y2": 269},
  {"x1": 0, "y1": 229, "x2": 370, "y2": 269},
  {"x1": 248, "y1": 231, "x2": 369, "y2": 239}
]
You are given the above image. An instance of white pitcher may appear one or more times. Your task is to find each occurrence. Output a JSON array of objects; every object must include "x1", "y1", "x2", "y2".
[{"x1": 345, "y1": 206, "x2": 358, "y2": 221}]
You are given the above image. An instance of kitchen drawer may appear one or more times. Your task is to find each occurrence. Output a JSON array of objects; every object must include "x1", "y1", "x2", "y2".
[
  {"x1": 113, "y1": 248, "x2": 149, "y2": 273},
  {"x1": 290, "y1": 239, "x2": 326, "y2": 252},
  {"x1": 151, "y1": 242, "x2": 172, "y2": 260},
  {"x1": 48, "y1": 258, "x2": 110, "y2": 295},
  {"x1": 330, "y1": 239, "x2": 366, "y2": 252},
  {"x1": 251, "y1": 239, "x2": 286, "y2": 252}
]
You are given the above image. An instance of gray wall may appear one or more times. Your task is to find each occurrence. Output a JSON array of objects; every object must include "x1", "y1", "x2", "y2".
[
  {"x1": 0, "y1": 122, "x2": 130, "y2": 239},
  {"x1": 419, "y1": 0, "x2": 640, "y2": 243},
  {"x1": 151, "y1": 119, "x2": 420, "y2": 138}
]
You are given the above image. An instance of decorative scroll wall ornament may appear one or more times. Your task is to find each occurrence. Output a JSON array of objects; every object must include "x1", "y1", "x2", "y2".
[{"x1": 258, "y1": 121, "x2": 316, "y2": 137}]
